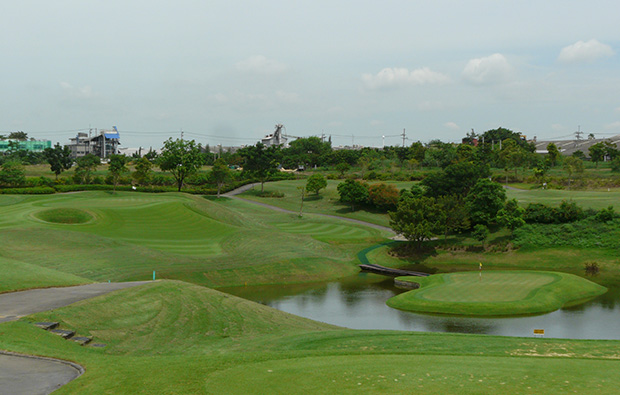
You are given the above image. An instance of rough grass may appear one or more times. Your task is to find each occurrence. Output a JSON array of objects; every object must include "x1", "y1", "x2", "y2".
[
  {"x1": 0, "y1": 257, "x2": 92, "y2": 293},
  {"x1": 33, "y1": 208, "x2": 94, "y2": 224},
  {"x1": 2, "y1": 280, "x2": 619, "y2": 394},
  {"x1": 387, "y1": 271, "x2": 607, "y2": 316},
  {"x1": 506, "y1": 187, "x2": 620, "y2": 210}
]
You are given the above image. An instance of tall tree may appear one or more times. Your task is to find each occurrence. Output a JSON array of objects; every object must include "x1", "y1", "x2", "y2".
[
  {"x1": 465, "y1": 178, "x2": 506, "y2": 225},
  {"x1": 238, "y1": 143, "x2": 281, "y2": 192},
  {"x1": 8, "y1": 131, "x2": 28, "y2": 141},
  {"x1": 496, "y1": 198, "x2": 525, "y2": 234},
  {"x1": 43, "y1": 143, "x2": 73, "y2": 179},
  {"x1": 589, "y1": 142, "x2": 606, "y2": 167},
  {"x1": 73, "y1": 154, "x2": 101, "y2": 184},
  {"x1": 546, "y1": 143, "x2": 561, "y2": 167},
  {"x1": 389, "y1": 195, "x2": 444, "y2": 250},
  {"x1": 563, "y1": 156, "x2": 584, "y2": 189},
  {"x1": 337, "y1": 179, "x2": 368, "y2": 211},
  {"x1": 108, "y1": 154, "x2": 129, "y2": 192},
  {"x1": 132, "y1": 156, "x2": 153, "y2": 186},
  {"x1": 208, "y1": 158, "x2": 231, "y2": 197},
  {"x1": 499, "y1": 139, "x2": 527, "y2": 181},
  {"x1": 158, "y1": 138, "x2": 205, "y2": 192}
]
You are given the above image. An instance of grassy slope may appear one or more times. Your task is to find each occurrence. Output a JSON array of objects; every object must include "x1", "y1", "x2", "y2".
[
  {"x1": 239, "y1": 179, "x2": 415, "y2": 227},
  {"x1": 0, "y1": 191, "x2": 388, "y2": 291},
  {"x1": 506, "y1": 187, "x2": 620, "y2": 210},
  {"x1": 2, "y1": 280, "x2": 619, "y2": 394},
  {"x1": 388, "y1": 271, "x2": 607, "y2": 316}
]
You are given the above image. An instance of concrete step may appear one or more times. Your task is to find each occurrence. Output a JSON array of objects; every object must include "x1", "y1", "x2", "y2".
[
  {"x1": 34, "y1": 322, "x2": 59, "y2": 330},
  {"x1": 71, "y1": 336, "x2": 92, "y2": 346},
  {"x1": 50, "y1": 329, "x2": 75, "y2": 339}
]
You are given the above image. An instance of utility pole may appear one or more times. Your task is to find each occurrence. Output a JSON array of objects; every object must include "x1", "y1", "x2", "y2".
[
  {"x1": 382, "y1": 135, "x2": 385, "y2": 149},
  {"x1": 180, "y1": 129, "x2": 184, "y2": 140},
  {"x1": 402, "y1": 128, "x2": 406, "y2": 147},
  {"x1": 575, "y1": 125, "x2": 582, "y2": 140}
]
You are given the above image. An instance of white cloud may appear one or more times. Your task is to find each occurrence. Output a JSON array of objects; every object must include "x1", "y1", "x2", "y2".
[
  {"x1": 444, "y1": 122, "x2": 459, "y2": 130},
  {"x1": 551, "y1": 123, "x2": 565, "y2": 131},
  {"x1": 558, "y1": 39, "x2": 614, "y2": 63},
  {"x1": 60, "y1": 82, "x2": 96, "y2": 99},
  {"x1": 462, "y1": 53, "x2": 513, "y2": 85},
  {"x1": 235, "y1": 55, "x2": 288, "y2": 74},
  {"x1": 362, "y1": 67, "x2": 449, "y2": 90}
]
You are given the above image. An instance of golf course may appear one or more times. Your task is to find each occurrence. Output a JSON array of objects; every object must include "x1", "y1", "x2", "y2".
[{"x1": 1, "y1": 186, "x2": 620, "y2": 393}]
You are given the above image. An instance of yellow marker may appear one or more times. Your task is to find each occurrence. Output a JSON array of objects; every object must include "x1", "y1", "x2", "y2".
[{"x1": 479, "y1": 262, "x2": 482, "y2": 270}]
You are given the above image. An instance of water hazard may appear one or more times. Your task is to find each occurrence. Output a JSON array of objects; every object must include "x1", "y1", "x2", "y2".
[{"x1": 222, "y1": 273, "x2": 620, "y2": 340}]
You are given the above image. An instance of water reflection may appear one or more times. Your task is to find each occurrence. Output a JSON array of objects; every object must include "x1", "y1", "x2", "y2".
[{"x1": 220, "y1": 274, "x2": 620, "y2": 340}]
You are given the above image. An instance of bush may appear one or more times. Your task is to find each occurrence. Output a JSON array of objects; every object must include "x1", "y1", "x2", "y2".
[
  {"x1": 595, "y1": 206, "x2": 615, "y2": 222},
  {"x1": 524, "y1": 203, "x2": 556, "y2": 224},
  {"x1": 368, "y1": 183, "x2": 399, "y2": 211},
  {"x1": 584, "y1": 261, "x2": 600, "y2": 276},
  {"x1": 0, "y1": 187, "x2": 55, "y2": 195}
]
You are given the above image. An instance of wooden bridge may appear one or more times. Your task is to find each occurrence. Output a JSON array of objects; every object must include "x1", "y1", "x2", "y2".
[{"x1": 359, "y1": 263, "x2": 430, "y2": 277}]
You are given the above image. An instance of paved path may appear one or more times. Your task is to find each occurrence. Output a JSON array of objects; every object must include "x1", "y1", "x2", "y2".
[
  {"x1": 0, "y1": 351, "x2": 84, "y2": 395},
  {"x1": 0, "y1": 281, "x2": 150, "y2": 323},
  {"x1": 224, "y1": 182, "x2": 396, "y2": 235},
  {"x1": 0, "y1": 281, "x2": 149, "y2": 394}
]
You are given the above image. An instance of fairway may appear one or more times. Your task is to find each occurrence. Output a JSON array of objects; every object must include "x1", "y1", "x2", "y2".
[
  {"x1": 388, "y1": 271, "x2": 607, "y2": 316},
  {"x1": 506, "y1": 187, "x2": 620, "y2": 210},
  {"x1": 0, "y1": 191, "x2": 388, "y2": 291}
]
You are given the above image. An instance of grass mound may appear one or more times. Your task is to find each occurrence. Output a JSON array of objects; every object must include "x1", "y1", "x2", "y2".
[
  {"x1": 387, "y1": 271, "x2": 607, "y2": 316},
  {"x1": 34, "y1": 208, "x2": 94, "y2": 224}
]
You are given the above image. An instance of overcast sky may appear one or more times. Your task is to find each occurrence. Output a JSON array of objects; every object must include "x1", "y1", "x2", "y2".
[{"x1": 2, "y1": 1, "x2": 619, "y2": 149}]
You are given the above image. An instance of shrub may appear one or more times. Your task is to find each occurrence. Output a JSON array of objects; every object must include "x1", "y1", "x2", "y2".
[
  {"x1": 368, "y1": 183, "x2": 399, "y2": 211},
  {"x1": 584, "y1": 261, "x2": 600, "y2": 276}
]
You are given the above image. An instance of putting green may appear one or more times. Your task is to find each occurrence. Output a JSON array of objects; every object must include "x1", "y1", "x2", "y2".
[{"x1": 387, "y1": 271, "x2": 607, "y2": 316}]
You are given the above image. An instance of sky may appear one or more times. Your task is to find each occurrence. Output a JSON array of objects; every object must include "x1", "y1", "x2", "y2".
[{"x1": 1, "y1": 1, "x2": 620, "y2": 149}]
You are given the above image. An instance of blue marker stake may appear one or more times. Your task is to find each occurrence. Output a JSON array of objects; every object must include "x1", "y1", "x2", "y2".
[{"x1": 153, "y1": 270, "x2": 156, "y2": 281}]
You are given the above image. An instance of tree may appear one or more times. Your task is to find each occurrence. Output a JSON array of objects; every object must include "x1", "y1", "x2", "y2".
[
  {"x1": 238, "y1": 143, "x2": 281, "y2": 192},
  {"x1": 209, "y1": 158, "x2": 231, "y2": 197},
  {"x1": 472, "y1": 224, "x2": 489, "y2": 249},
  {"x1": 43, "y1": 143, "x2": 73, "y2": 179},
  {"x1": 496, "y1": 198, "x2": 525, "y2": 234},
  {"x1": 8, "y1": 131, "x2": 28, "y2": 141},
  {"x1": 368, "y1": 183, "x2": 399, "y2": 211},
  {"x1": 589, "y1": 142, "x2": 606, "y2": 167},
  {"x1": 465, "y1": 179, "x2": 506, "y2": 225},
  {"x1": 73, "y1": 154, "x2": 101, "y2": 184},
  {"x1": 563, "y1": 156, "x2": 584, "y2": 189},
  {"x1": 158, "y1": 138, "x2": 205, "y2": 192},
  {"x1": 306, "y1": 173, "x2": 327, "y2": 195},
  {"x1": 108, "y1": 154, "x2": 129, "y2": 192},
  {"x1": 499, "y1": 139, "x2": 527, "y2": 182},
  {"x1": 389, "y1": 195, "x2": 444, "y2": 250},
  {"x1": 0, "y1": 160, "x2": 25, "y2": 187},
  {"x1": 133, "y1": 156, "x2": 153, "y2": 186},
  {"x1": 335, "y1": 162, "x2": 350, "y2": 178},
  {"x1": 437, "y1": 195, "x2": 470, "y2": 240},
  {"x1": 421, "y1": 160, "x2": 490, "y2": 198},
  {"x1": 337, "y1": 179, "x2": 368, "y2": 211},
  {"x1": 546, "y1": 143, "x2": 561, "y2": 167}
]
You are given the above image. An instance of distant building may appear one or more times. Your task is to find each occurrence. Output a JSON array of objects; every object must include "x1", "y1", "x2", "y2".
[
  {"x1": 67, "y1": 128, "x2": 121, "y2": 159},
  {"x1": 261, "y1": 124, "x2": 288, "y2": 147},
  {"x1": 534, "y1": 134, "x2": 620, "y2": 157},
  {"x1": 0, "y1": 139, "x2": 51, "y2": 153}
]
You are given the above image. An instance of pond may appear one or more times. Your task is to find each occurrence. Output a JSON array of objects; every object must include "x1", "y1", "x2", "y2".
[{"x1": 221, "y1": 273, "x2": 620, "y2": 340}]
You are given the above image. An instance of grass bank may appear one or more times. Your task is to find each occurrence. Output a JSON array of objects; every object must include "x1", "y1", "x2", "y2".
[
  {"x1": 388, "y1": 271, "x2": 607, "y2": 316},
  {"x1": 2, "y1": 280, "x2": 619, "y2": 394}
]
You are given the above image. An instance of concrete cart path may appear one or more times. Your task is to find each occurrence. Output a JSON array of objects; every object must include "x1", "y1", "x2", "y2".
[
  {"x1": 0, "y1": 351, "x2": 83, "y2": 395},
  {"x1": 0, "y1": 281, "x2": 150, "y2": 323},
  {"x1": 0, "y1": 281, "x2": 150, "y2": 394}
]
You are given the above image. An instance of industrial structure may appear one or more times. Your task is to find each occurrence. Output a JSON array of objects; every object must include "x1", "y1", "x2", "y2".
[
  {"x1": 534, "y1": 134, "x2": 620, "y2": 157},
  {"x1": 67, "y1": 127, "x2": 120, "y2": 159},
  {"x1": 261, "y1": 124, "x2": 288, "y2": 147}
]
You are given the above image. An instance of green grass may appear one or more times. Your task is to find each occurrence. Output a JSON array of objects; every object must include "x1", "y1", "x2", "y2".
[
  {"x1": 387, "y1": 271, "x2": 607, "y2": 316},
  {"x1": 33, "y1": 208, "x2": 94, "y2": 224},
  {"x1": 0, "y1": 257, "x2": 92, "y2": 293},
  {"x1": 506, "y1": 187, "x2": 620, "y2": 210},
  {"x1": 0, "y1": 191, "x2": 388, "y2": 291},
  {"x1": 239, "y1": 179, "x2": 415, "y2": 227},
  {"x1": 2, "y1": 280, "x2": 619, "y2": 394}
]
